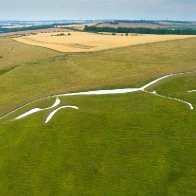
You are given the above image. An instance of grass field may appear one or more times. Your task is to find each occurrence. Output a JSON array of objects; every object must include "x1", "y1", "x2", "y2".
[
  {"x1": 0, "y1": 75, "x2": 195, "y2": 195},
  {"x1": 0, "y1": 36, "x2": 196, "y2": 195},
  {"x1": 0, "y1": 37, "x2": 196, "y2": 116},
  {"x1": 13, "y1": 31, "x2": 194, "y2": 52},
  {"x1": 0, "y1": 37, "x2": 59, "y2": 71}
]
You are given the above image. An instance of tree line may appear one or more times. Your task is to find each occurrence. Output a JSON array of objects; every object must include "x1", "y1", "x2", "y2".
[
  {"x1": 84, "y1": 25, "x2": 196, "y2": 35},
  {"x1": 0, "y1": 25, "x2": 55, "y2": 34}
]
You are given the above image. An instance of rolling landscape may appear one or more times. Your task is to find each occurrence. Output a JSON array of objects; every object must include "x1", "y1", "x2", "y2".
[{"x1": 0, "y1": 0, "x2": 196, "y2": 195}]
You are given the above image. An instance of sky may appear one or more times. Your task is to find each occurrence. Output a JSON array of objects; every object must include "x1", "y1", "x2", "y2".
[{"x1": 0, "y1": 0, "x2": 195, "y2": 21}]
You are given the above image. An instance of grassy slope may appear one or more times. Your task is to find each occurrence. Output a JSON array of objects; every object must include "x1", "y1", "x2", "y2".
[
  {"x1": 0, "y1": 37, "x2": 59, "y2": 70},
  {"x1": 148, "y1": 74, "x2": 196, "y2": 105},
  {"x1": 0, "y1": 37, "x2": 196, "y2": 116},
  {"x1": 0, "y1": 75, "x2": 195, "y2": 195},
  {"x1": 0, "y1": 37, "x2": 196, "y2": 195}
]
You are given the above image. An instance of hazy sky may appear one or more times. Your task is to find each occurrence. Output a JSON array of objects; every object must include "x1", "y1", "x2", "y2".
[{"x1": 0, "y1": 0, "x2": 195, "y2": 21}]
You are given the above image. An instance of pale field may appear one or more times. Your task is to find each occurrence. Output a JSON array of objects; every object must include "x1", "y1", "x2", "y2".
[
  {"x1": 96, "y1": 22, "x2": 162, "y2": 29},
  {"x1": 60, "y1": 23, "x2": 96, "y2": 30},
  {"x1": 13, "y1": 31, "x2": 195, "y2": 53},
  {"x1": 0, "y1": 28, "x2": 69, "y2": 37}
]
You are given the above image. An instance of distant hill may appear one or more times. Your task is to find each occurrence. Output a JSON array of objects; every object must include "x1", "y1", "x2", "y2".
[{"x1": 95, "y1": 20, "x2": 196, "y2": 30}]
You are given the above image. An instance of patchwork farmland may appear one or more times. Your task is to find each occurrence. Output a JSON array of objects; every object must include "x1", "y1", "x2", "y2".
[{"x1": 13, "y1": 31, "x2": 194, "y2": 52}]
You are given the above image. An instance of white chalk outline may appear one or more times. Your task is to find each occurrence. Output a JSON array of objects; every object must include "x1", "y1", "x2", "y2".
[
  {"x1": 0, "y1": 70, "x2": 195, "y2": 123},
  {"x1": 188, "y1": 90, "x2": 196, "y2": 93},
  {"x1": 45, "y1": 106, "x2": 79, "y2": 123},
  {"x1": 145, "y1": 91, "x2": 193, "y2": 110},
  {"x1": 15, "y1": 97, "x2": 61, "y2": 120}
]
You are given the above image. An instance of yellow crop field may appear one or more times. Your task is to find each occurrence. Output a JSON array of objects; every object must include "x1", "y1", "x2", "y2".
[{"x1": 13, "y1": 32, "x2": 194, "y2": 52}]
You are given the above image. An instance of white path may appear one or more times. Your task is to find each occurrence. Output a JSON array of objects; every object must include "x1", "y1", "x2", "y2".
[
  {"x1": 140, "y1": 71, "x2": 194, "y2": 90},
  {"x1": 0, "y1": 96, "x2": 54, "y2": 120},
  {"x1": 145, "y1": 91, "x2": 194, "y2": 110},
  {"x1": 15, "y1": 97, "x2": 61, "y2": 120},
  {"x1": 45, "y1": 106, "x2": 79, "y2": 123},
  {"x1": 188, "y1": 90, "x2": 196, "y2": 93},
  {"x1": 0, "y1": 70, "x2": 195, "y2": 123}
]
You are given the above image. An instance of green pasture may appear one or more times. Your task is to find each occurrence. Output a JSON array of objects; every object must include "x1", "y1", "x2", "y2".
[{"x1": 0, "y1": 36, "x2": 196, "y2": 195}]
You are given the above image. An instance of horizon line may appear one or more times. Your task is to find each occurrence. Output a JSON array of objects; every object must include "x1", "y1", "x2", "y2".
[{"x1": 0, "y1": 19, "x2": 196, "y2": 22}]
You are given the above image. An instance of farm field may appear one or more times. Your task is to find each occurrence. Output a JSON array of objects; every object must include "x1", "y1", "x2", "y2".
[
  {"x1": 96, "y1": 22, "x2": 163, "y2": 29},
  {"x1": 96, "y1": 21, "x2": 196, "y2": 29},
  {"x1": 0, "y1": 27, "x2": 69, "y2": 37},
  {"x1": 62, "y1": 23, "x2": 96, "y2": 31},
  {"x1": 13, "y1": 31, "x2": 194, "y2": 52},
  {"x1": 0, "y1": 35, "x2": 196, "y2": 195}
]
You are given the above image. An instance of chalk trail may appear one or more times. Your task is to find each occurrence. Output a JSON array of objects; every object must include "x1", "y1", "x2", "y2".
[
  {"x1": 145, "y1": 91, "x2": 193, "y2": 110},
  {"x1": 45, "y1": 106, "x2": 79, "y2": 123},
  {"x1": 188, "y1": 90, "x2": 196, "y2": 93},
  {"x1": 15, "y1": 97, "x2": 61, "y2": 120}
]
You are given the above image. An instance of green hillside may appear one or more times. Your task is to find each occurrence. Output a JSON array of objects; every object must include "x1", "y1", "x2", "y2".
[{"x1": 0, "y1": 37, "x2": 196, "y2": 195}]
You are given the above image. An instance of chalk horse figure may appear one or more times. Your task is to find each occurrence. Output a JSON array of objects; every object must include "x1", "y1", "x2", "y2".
[{"x1": 0, "y1": 71, "x2": 195, "y2": 123}]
